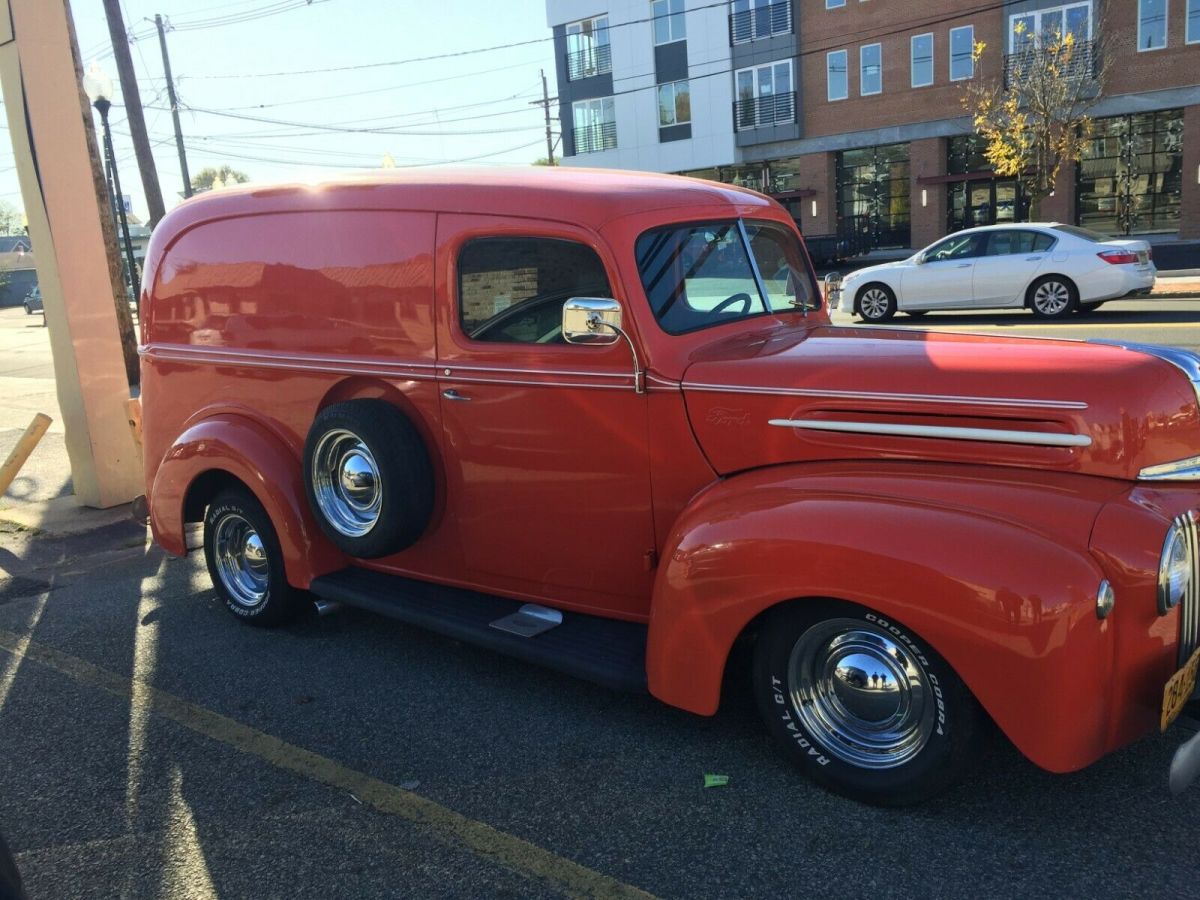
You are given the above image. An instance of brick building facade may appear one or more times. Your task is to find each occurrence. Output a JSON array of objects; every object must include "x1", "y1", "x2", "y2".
[{"x1": 546, "y1": 0, "x2": 1200, "y2": 252}]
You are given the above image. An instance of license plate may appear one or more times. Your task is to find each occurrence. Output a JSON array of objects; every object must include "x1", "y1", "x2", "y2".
[{"x1": 1162, "y1": 645, "x2": 1200, "y2": 732}]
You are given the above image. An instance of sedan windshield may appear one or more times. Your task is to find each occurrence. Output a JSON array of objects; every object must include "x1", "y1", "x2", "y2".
[{"x1": 635, "y1": 220, "x2": 819, "y2": 334}]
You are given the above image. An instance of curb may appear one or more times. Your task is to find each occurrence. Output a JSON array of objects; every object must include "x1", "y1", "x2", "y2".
[{"x1": 0, "y1": 498, "x2": 143, "y2": 539}]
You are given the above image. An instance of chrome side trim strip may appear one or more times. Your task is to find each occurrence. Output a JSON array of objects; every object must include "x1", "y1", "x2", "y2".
[
  {"x1": 1139, "y1": 456, "x2": 1200, "y2": 481},
  {"x1": 1091, "y1": 339, "x2": 1200, "y2": 405},
  {"x1": 686, "y1": 382, "x2": 1088, "y2": 411},
  {"x1": 768, "y1": 418, "x2": 1093, "y2": 448}
]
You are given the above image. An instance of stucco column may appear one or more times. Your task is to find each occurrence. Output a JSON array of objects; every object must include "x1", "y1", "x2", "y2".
[{"x1": 0, "y1": 0, "x2": 143, "y2": 508}]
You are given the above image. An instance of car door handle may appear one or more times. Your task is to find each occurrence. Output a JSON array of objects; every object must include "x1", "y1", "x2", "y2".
[
  {"x1": 442, "y1": 389, "x2": 471, "y2": 402},
  {"x1": 955, "y1": 263, "x2": 971, "y2": 268},
  {"x1": 1025, "y1": 256, "x2": 1042, "y2": 261}
]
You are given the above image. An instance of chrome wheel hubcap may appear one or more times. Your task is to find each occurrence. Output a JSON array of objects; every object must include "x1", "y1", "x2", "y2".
[
  {"x1": 213, "y1": 512, "x2": 269, "y2": 608},
  {"x1": 1034, "y1": 281, "x2": 1070, "y2": 314},
  {"x1": 787, "y1": 619, "x2": 935, "y2": 769},
  {"x1": 311, "y1": 429, "x2": 382, "y2": 537},
  {"x1": 860, "y1": 289, "x2": 890, "y2": 319}
]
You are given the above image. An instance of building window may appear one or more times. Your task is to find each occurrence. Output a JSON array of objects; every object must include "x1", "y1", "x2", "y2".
[
  {"x1": 911, "y1": 33, "x2": 934, "y2": 87},
  {"x1": 652, "y1": 0, "x2": 686, "y2": 45},
  {"x1": 565, "y1": 16, "x2": 611, "y2": 81},
  {"x1": 1138, "y1": 0, "x2": 1168, "y2": 50},
  {"x1": 837, "y1": 143, "x2": 911, "y2": 250},
  {"x1": 458, "y1": 238, "x2": 612, "y2": 343},
  {"x1": 1009, "y1": 2, "x2": 1091, "y2": 51},
  {"x1": 860, "y1": 43, "x2": 882, "y2": 95},
  {"x1": 827, "y1": 49, "x2": 848, "y2": 101},
  {"x1": 730, "y1": 0, "x2": 792, "y2": 44},
  {"x1": 1077, "y1": 109, "x2": 1183, "y2": 234},
  {"x1": 734, "y1": 61, "x2": 794, "y2": 130},
  {"x1": 1189, "y1": 0, "x2": 1200, "y2": 43},
  {"x1": 658, "y1": 80, "x2": 691, "y2": 126},
  {"x1": 572, "y1": 97, "x2": 617, "y2": 154},
  {"x1": 949, "y1": 25, "x2": 975, "y2": 80},
  {"x1": 826, "y1": 0, "x2": 846, "y2": 8}
]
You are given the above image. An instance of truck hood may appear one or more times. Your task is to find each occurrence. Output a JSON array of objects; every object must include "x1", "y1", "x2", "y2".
[{"x1": 681, "y1": 325, "x2": 1200, "y2": 480}]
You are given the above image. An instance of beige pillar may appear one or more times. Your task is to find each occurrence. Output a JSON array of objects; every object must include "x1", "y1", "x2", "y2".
[{"x1": 0, "y1": 0, "x2": 142, "y2": 508}]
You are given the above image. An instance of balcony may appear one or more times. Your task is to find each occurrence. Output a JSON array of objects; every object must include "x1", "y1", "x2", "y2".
[
  {"x1": 572, "y1": 121, "x2": 617, "y2": 154},
  {"x1": 1003, "y1": 39, "x2": 1095, "y2": 89},
  {"x1": 566, "y1": 43, "x2": 612, "y2": 81},
  {"x1": 729, "y1": 1, "x2": 792, "y2": 45},
  {"x1": 733, "y1": 92, "x2": 796, "y2": 131}
]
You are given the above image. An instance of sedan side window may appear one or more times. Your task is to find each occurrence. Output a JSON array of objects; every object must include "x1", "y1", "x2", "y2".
[
  {"x1": 459, "y1": 237, "x2": 613, "y2": 343},
  {"x1": 926, "y1": 234, "x2": 980, "y2": 261},
  {"x1": 985, "y1": 231, "x2": 1057, "y2": 256}
]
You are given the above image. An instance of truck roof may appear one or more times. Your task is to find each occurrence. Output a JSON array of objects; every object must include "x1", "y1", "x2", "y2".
[{"x1": 154, "y1": 167, "x2": 775, "y2": 239}]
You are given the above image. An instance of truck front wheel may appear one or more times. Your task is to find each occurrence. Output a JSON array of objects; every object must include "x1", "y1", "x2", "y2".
[{"x1": 752, "y1": 601, "x2": 978, "y2": 805}]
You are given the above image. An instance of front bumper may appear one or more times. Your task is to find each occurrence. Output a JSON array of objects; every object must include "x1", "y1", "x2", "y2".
[{"x1": 1170, "y1": 697, "x2": 1200, "y2": 793}]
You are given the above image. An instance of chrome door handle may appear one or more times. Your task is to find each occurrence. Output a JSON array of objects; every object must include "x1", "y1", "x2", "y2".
[{"x1": 442, "y1": 389, "x2": 471, "y2": 401}]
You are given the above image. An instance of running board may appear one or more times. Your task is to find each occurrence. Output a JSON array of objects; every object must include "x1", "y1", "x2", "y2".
[{"x1": 308, "y1": 567, "x2": 648, "y2": 693}]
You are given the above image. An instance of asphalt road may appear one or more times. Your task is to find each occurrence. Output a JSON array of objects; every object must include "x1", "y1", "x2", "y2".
[{"x1": 2, "y1": 300, "x2": 1200, "y2": 898}]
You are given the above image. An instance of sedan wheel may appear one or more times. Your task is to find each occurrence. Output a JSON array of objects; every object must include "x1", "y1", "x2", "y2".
[
  {"x1": 857, "y1": 284, "x2": 897, "y2": 322},
  {"x1": 1029, "y1": 277, "x2": 1077, "y2": 318}
]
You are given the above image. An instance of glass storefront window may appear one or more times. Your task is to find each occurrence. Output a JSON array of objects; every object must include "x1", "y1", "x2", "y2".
[
  {"x1": 1077, "y1": 108, "x2": 1183, "y2": 235},
  {"x1": 836, "y1": 143, "x2": 910, "y2": 249},
  {"x1": 946, "y1": 135, "x2": 1028, "y2": 231}
]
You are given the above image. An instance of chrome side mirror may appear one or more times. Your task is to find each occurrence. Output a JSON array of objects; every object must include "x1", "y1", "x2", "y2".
[
  {"x1": 823, "y1": 272, "x2": 842, "y2": 310},
  {"x1": 563, "y1": 297, "x2": 623, "y2": 346},
  {"x1": 561, "y1": 297, "x2": 645, "y2": 394}
]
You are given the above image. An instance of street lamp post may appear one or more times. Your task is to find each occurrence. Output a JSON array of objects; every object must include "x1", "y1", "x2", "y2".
[{"x1": 82, "y1": 63, "x2": 140, "y2": 311}]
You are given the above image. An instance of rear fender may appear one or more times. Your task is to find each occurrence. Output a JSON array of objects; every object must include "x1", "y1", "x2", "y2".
[
  {"x1": 647, "y1": 465, "x2": 1113, "y2": 772},
  {"x1": 149, "y1": 414, "x2": 343, "y2": 587}
]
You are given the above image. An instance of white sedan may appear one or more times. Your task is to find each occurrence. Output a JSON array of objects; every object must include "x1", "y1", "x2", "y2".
[{"x1": 831, "y1": 224, "x2": 1156, "y2": 322}]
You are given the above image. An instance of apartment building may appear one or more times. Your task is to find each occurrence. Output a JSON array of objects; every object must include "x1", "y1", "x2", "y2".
[{"x1": 545, "y1": 0, "x2": 1200, "y2": 251}]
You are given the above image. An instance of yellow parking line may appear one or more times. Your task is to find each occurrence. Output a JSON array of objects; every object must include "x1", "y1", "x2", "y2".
[{"x1": 0, "y1": 629, "x2": 657, "y2": 900}]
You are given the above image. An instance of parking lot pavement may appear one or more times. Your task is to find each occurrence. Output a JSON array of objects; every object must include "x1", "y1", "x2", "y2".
[{"x1": 1, "y1": 521, "x2": 1198, "y2": 899}]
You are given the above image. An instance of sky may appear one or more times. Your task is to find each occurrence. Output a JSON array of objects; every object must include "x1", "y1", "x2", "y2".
[{"x1": 0, "y1": 0, "x2": 561, "y2": 223}]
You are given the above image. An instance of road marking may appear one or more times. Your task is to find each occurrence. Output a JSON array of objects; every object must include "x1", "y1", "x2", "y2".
[{"x1": 0, "y1": 629, "x2": 657, "y2": 900}]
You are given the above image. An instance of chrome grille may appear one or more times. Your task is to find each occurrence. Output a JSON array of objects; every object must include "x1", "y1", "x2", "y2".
[{"x1": 1180, "y1": 511, "x2": 1200, "y2": 667}]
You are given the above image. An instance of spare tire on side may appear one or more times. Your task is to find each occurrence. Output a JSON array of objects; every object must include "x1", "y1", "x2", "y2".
[{"x1": 303, "y1": 399, "x2": 434, "y2": 559}]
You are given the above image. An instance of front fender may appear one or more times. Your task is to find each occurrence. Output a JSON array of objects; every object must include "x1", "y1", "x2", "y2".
[
  {"x1": 647, "y1": 463, "x2": 1118, "y2": 773},
  {"x1": 149, "y1": 414, "x2": 343, "y2": 587}
]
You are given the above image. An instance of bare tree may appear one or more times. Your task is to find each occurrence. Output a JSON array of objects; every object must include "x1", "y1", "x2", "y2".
[{"x1": 962, "y1": 22, "x2": 1108, "y2": 219}]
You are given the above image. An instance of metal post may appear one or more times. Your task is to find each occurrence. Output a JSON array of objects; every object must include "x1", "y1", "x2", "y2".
[
  {"x1": 154, "y1": 14, "x2": 191, "y2": 198},
  {"x1": 94, "y1": 98, "x2": 140, "y2": 308}
]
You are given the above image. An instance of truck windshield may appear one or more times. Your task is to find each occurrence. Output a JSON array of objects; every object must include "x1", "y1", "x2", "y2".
[{"x1": 635, "y1": 220, "x2": 819, "y2": 335}]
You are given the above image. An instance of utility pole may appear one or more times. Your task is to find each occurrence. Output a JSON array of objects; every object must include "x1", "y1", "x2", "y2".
[
  {"x1": 154, "y1": 14, "x2": 191, "y2": 198},
  {"x1": 536, "y1": 69, "x2": 556, "y2": 166},
  {"x1": 101, "y1": 0, "x2": 165, "y2": 225}
]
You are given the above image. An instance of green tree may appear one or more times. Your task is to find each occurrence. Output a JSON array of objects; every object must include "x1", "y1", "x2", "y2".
[
  {"x1": 532, "y1": 157, "x2": 556, "y2": 166},
  {"x1": 961, "y1": 23, "x2": 1107, "y2": 220},
  {"x1": 0, "y1": 200, "x2": 25, "y2": 235},
  {"x1": 190, "y1": 165, "x2": 250, "y2": 193}
]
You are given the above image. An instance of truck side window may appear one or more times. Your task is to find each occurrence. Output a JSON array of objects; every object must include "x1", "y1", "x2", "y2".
[{"x1": 458, "y1": 237, "x2": 613, "y2": 344}]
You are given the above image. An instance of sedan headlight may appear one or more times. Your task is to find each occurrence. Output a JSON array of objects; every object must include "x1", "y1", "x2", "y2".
[{"x1": 1159, "y1": 519, "x2": 1194, "y2": 614}]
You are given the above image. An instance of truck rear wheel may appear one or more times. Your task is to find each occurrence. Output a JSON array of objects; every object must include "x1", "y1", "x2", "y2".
[
  {"x1": 753, "y1": 601, "x2": 978, "y2": 805},
  {"x1": 304, "y1": 399, "x2": 434, "y2": 559},
  {"x1": 204, "y1": 486, "x2": 302, "y2": 626}
]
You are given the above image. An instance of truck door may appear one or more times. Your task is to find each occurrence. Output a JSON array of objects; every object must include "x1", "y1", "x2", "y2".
[{"x1": 433, "y1": 215, "x2": 656, "y2": 614}]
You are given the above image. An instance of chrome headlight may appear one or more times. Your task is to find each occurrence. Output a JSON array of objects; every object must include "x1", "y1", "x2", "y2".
[{"x1": 1159, "y1": 520, "x2": 1193, "y2": 614}]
